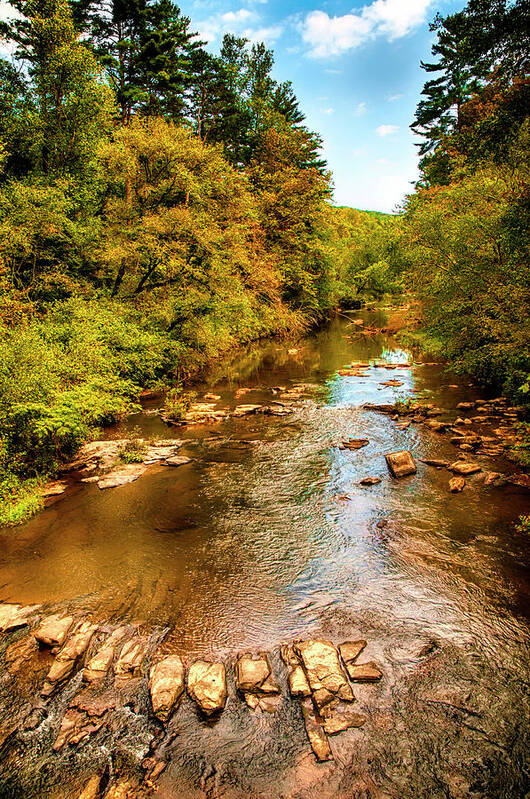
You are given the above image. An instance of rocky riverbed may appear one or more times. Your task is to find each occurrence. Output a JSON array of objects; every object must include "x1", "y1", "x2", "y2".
[{"x1": 0, "y1": 311, "x2": 528, "y2": 798}]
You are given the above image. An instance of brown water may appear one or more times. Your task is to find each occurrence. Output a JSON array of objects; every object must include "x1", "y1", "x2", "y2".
[{"x1": 1, "y1": 311, "x2": 529, "y2": 798}]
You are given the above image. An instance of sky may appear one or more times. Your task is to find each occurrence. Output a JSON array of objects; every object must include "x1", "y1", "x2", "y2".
[
  {"x1": 182, "y1": 0, "x2": 465, "y2": 212},
  {"x1": 0, "y1": 0, "x2": 465, "y2": 213}
]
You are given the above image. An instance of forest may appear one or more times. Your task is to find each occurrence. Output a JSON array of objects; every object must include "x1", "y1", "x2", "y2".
[{"x1": 0, "y1": 0, "x2": 528, "y2": 524}]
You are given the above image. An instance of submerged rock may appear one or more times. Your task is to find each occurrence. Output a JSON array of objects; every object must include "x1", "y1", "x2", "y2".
[
  {"x1": 300, "y1": 698, "x2": 333, "y2": 761},
  {"x1": 339, "y1": 438, "x2": 369, "y2": 450},
  {"x1": 385, "y1": 451, "x2": 417, "y2": 478},
  {"x1": 149, "y1": 655, "x2": 185, "y2": 722},
  {"x1": 187, "y1": 660, "x2": 227, "y2": 715},
  {"x1": 420, "y1": 458, "x2": 449, "y2": 468},
  {"x1": 359, "y1": 476, "x2": 381, "y2": 486},
  {"x1": 449, "y1": 477, "x2": 466, "y2": 493},
  {"x1": 34, "y1": 615, "x2": 74, "y2": 649},
  {"x1": 0, "y1": 603, "x2": 40, "y2": 633},
  {"x1": 114, "y1": 637, "x2": 147, "y2": 681},
  {"x1": 164, "y1": 455, "x2": 192, "y2": 467},
  {"x1": 41, "y1": 480, "x2": 68, "y2": 497},
  {"x1": 483, "y1": 472, "x2": 503, "y2": 486}
]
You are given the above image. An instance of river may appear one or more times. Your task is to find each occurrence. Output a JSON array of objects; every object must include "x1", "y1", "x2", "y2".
[{"x1": 0, "y1": 310, "x2": 529, "y2": 798}]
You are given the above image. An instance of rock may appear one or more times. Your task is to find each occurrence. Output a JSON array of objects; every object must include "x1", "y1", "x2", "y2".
[
  {"x1": 42, "y1": 621, "x2": 96, "y2": 696},
  {"x1": 339, "y1": 438, "x2": 369, "y2": 450},
  {"x1": 483, "y1": 472, "x2": 503, "y2": 486},
  {"x1": 288, "y1": 348, "x2": 299, "y2": 355},
  {"x1": 322, "y1": 705, "x2": 367, "y2": 735},
  {"x1": 339, "y1": 640, "x2": 366, "y2": 666},
  {"x1": 0, "y1": 603, "x2": 40, "y2": 633},
  {"x1": 149, "y1": 655, "x2": 185, "y2": 722},
  {"x1": 164, "y1": 455, "x2": 192, "y2": 467},
  {"x1": 420, "y1": 459, "x2": 449, "y2": 468},
  {"x1": 508, "y1": 473, "x2": 530, "y2": 490},
  {"x1": 232, "y1": 404, "x2": 262, "y2": 417},
  {"x1": 236, "y1": 652, "x2": 279, "y2": 693},
  {"x1": 41, "y1": 480, "x2": 68, "y2": 497},
  {"x1": 187, "y1": 660, "x2": 227, "y2": 715},
  {"x1": 83, "y1": 627, "x2": 128, "y2": 683},
  {"x1": 449, "y1": 462, "x2": 481, "y2": 476},
  {"x1": 143, "y1": 441, "x2": 183, "y2": 462},
  {"x1": 385, "y1": 451, "x2": 416, "y2": 478},
  {"x1": 97, "y1": 464, "x2": 146, "y2": 490},
  {"x1": 203, "y1": 393, "x2": 221, "y2": 401},
  {"x1": 380, "y1": 379, "x2": 403, "y2": 387},
  {"x1": 359, "y1": 476, "x2": 381, "y2": 486},
  {"x1": 34, "y1": 615, "x2": 74, "y2": 649},
  {"x1": 77, "y1": 774, "x2": 104, "y2": 799},
  {"x1": 456, "y1": 402, "x2": 475, "y2": 410},
  {"x1": 294, "y1": 640, "x2": 353, "y2": 710},
  {"x1": 449, "y1": 477, "x2": 466, "y2": 493},
  {"x1": 281, "y1": 644, "x2": 311, "y2": 698},
  {"x1": 425, "y1": 420, "x2": 447, "y2": 432},
  {"x1": 114, "y1": 637, "x2": 147, "y2": 680},
  {"x1": 345, "y1": 661, "x2": 382, "y2": 682},
  {"x1": 300, "y1": 698, "x2": 333, "y2": 761}
]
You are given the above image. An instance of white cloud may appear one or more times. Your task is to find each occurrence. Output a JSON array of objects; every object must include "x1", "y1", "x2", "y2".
[
  {"x1": 221, "y1": 9, "x2": 254, "y2": 24},
  {"x1": 376, "y1": 124, "x2": 399, "y2": 136},
  {"x1": 301, "y1": 0, "x2": 433, "y2": 57},
  {"x1": 323, "y1": 107, "x2": 335, "y2": 115},
  {"x1": 197, "y1": 7, "x2": 275, "y2": 43},
  {"x1": 386, "y1": 93, "x2": 404, "y2": 102},
  {"x1": 243, "y1": 23, "x2": 283, "y2": 43},
  {"x1": 354, "y1": 101, "x2": 367, "y2": 116}
]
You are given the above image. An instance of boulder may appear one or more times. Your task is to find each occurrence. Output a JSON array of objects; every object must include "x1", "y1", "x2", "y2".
[
  {"x1": 483, "y1": 472, "x2": 503, "y2": 486},
  {"x1": 187, "y1": 660, "x2": 227, "y2": 715},
  {"x1": 149, "y1": 655, "x2": 185, "y2": 722},
  {"x1": 0, "y1": 603, "x2": 40, "y2": 633},
  {"x1": 236, "y1": 653, "x2": 278, "y2": 693},
  {"x1": 294, "y1": 640, "x2": 353, "y2": 709},
  {"x1": 449, "y1": 477, "x2": 466, "y2": 493},
  {"x1": 280, "y1": 644, "x2": 311, "y2": 698},
  {"x1": 449, "y1": 462, "x2": 481, "y2": 476},
  {"x1": 345, "y1": 661, "x2": 382, "y2": 682},
  {"x1": 385, "y1": 451, "x2": 417, "y2": 478},
  {"x1": 300, "y1": 698, "x2": 333, "y2": 762},
  {"x1": 359, "y1": 476, "x2": 381, "y2": 486},
  {"x1": 34, "y1": 615, "x2": 74, "y2": 649}
]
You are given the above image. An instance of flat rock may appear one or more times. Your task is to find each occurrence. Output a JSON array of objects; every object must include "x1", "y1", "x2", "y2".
[
  {"x1": 339, "y1": 640, "x2": 366, "y2": 665},
  {"x1": 385, "y1": 451, "x2": 417, "y2": 478},
  {"x1": 483, "y1": 471, "x2": 503, "y2": 486},
  {"x1": 359, "y1": 476, "x2": 381, "y2": 486},
  {"x1": 449, "y1": 477, "x2": 466, "y2": 493},
  {"x1": 295, "y1": 640, "x2": 353, "y2": 707},
  {"x1": 456, "y1": 402, "x2": 475, "y2": 410},
  {"x1": 97, "y1": 465, "x2": 146, "y2": 489},
  {"x1": 280, "y1": 644, "x2": 311, "y2": 698},
  {"x1": 0, "y1": 603, "x2": 40, "y2": 633},
  {"x1": 35, "y1": 615, "x2": 74, "y2": 648},
  {"x1": 420, "y1": 459, "x2": 449, "y2": 468},
  {"x1": 322, "y1": 704, "x2": 367, "y2": 735},
  {"x1": 149, "y1": 654, "x2": 185, "y2": 721},
  {"x1": 301, "y1": 698, "x2": 333, "y2": 761},
  {"x1": 232, "y1": 404, "x2": 262, "y2": 416},
  {"x1": 509, "y1": 473, "x2": 530, "y2": 490},
  {"x1": 449, "y1": 462, "x2": 481, "y2": 476},
  {"x1": 164, "y1": 455, "x2": 192, "y2": 467},
  {"x1": 380, "y1": 379, "x2": 403, "y2": 387},
  {"x1": 346, "y1": 661, "x2": 383, "y2": 682},
  {"x1": 187, "y1": 660, "x2": 227, "y2": 715},
  {"x1": 41, "y1": 480, "x2": 68, "y2": 497}
]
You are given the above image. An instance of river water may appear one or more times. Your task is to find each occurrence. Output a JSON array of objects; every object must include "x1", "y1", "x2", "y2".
[{"x1": 0, "y1": 311, "x2": 529, "y2": 798}]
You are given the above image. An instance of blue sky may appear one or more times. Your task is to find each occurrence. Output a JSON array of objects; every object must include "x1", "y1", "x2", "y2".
[
  {"x1": 0, "y1": 0, "x2": 465, "y2": 212},
  {"x1": 183, "y1": 0, "x2": 465, "y2": 212}
]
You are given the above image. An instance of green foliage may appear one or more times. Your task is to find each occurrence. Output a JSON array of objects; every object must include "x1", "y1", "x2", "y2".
[
  {"x1": 515, "y1": 515, "x2": 530, "y2": 535},
  {"x1": 163, "y1": 388, "x2": 194, "y2": 422},
  {"x1": 0, "y1": 471, "x2": 43, "y2": 526},
  {"x1": 120, "y1": 437, "x2": 148, "y2": 463}
]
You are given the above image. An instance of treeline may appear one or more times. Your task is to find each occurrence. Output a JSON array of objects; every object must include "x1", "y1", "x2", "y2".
[
  {"x1": 0, "y1": 0, "x2": 353, "y2": 522},
  {"x1": 394, "y1": 0, "x2": 530, "y2": 402}
]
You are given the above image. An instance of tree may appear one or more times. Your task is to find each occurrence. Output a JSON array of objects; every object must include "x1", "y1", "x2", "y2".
[
  {"x1": 71, "y1": 0, "x2": 202, "y2": 124},
  {"x1": 0, "y1": 0, "x2": 113, "y2": 177}
]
